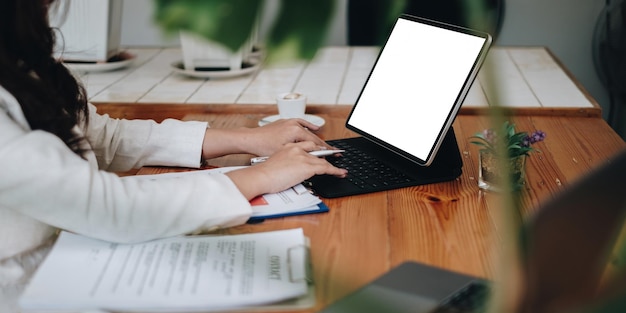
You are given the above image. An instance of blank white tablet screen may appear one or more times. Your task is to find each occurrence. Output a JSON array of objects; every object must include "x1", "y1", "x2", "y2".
[{"x1": 347, "y1": 17, "x2": 487, "y2": 163}]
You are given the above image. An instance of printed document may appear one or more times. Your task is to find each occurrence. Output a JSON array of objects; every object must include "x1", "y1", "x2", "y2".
[{"x1": 19, "y1": 229, "x2": 311, "y2": 312}]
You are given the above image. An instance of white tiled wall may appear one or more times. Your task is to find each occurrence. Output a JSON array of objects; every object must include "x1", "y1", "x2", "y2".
[{"x1": 76, "y1": 46, "x2": 595, "y2": 109}]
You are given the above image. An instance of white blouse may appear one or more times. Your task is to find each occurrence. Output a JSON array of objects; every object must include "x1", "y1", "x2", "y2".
[{"x1": 0, "y1": 85, "x2": 252, "y2": 312}]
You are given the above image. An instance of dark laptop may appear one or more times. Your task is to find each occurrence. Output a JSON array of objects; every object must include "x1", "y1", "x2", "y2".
[
  {"x1": 319, "y1": 149, "x2": 626, "y2": 313},
  {"x1": 307, "y1": 14, "x2": 492, "y2": 198}
]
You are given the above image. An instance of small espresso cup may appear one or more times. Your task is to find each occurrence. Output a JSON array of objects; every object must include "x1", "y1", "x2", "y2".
[{"x1": 276, "y1": 92, "x2": 306, "y2": 119}]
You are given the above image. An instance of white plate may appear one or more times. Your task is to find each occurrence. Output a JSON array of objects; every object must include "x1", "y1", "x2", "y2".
[
  {"x1": 258, "y1": 114, "x2": 326, "y2": 127},
  {"x1": 63, "y1": 52, "x2": 136, "y2": 73},
  {"x1": 170, "y1": 60, "x2": 260, "y2": 79}
]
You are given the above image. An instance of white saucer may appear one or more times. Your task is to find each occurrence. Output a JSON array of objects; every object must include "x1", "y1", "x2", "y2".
[
  {"x1": 258, "y1": 114, "x2": 326, "y2": 127},
  {"x1": 170, "y1": 59, "x2": 260, "y2": 79},
  {"x1": 63, "y1": 51, "x2": 136, "y2": 73}
]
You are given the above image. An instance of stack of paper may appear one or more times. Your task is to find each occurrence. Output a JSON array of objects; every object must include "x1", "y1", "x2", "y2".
[
  {"x1": 19, "y1": 228, "x2": 314, "y2": 312},
  {"x1": 248, "y1": 182, "x2": 326, "y2": 221}
]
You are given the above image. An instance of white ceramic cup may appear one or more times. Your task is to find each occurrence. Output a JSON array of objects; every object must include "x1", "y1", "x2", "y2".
[{"x1": 276, "y1": 92, "x2": 306, "y2": 119}]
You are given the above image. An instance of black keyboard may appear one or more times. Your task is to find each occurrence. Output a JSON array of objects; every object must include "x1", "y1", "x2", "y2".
[
  {"x1": 306, "y1": 136, "x2": 463, "y2": 198},
  {"x1": 324, "y1": 139, "x2": 416, "y2": 189}
]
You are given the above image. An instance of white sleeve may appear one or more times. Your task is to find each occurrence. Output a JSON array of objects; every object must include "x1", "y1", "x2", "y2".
[
  {"x1": 0, "y1": 106, "x2": 252, "y2": 244},
  {"x1": 85, "y1": 104, "x2": 208, "y2": 172}
]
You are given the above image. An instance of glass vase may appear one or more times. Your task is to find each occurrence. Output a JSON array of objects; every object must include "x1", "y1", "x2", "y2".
[{"x1": 478, "y1": 151, "x2": 527, "y2": 192}]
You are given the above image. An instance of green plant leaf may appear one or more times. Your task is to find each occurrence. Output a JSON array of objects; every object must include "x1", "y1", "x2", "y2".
[
  {"x1": 470, "y1": 140, "x2": 491, "y2": 149},
  {"x1": 153, "y1": 0, "x2": 262, "y2": 52},
  {"x1": 506, "y1": 122, "x2": 516, "y2": 137},
  {"x1": 265, "y1": 0, "x2": 336, "y2": 62}
]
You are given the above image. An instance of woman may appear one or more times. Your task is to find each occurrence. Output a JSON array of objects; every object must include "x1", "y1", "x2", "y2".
[{"x1": 0, "y1": 0, "x2": 346, "y2": 310}]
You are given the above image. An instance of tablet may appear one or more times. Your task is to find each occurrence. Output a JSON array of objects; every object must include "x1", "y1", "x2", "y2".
[{"x1": 345, "y1": 14, "x2": 492, "y2": 166}]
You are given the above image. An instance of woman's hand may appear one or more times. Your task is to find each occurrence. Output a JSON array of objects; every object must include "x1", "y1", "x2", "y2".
[
  {"x1": 244, "y1": 118, "x2": 333, "y2": 156},
  {"x1": 225, "y1": 141, "x2": 347, "y2": 200},
  {"x1": 201, "y1": 118, "x2": 334, "y2": 160}
]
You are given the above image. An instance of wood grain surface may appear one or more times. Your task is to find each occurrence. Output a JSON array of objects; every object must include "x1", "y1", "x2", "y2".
[{"x1": 132, "y1": 110, "x2": 624, "y2": 312}]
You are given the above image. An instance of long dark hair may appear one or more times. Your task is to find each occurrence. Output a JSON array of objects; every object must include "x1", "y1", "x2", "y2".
[{"x1": 0, "y1": 0, "x2": 89, "y2": 156}]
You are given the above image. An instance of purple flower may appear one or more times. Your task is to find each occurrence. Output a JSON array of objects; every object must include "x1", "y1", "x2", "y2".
[
  {"x1": 521, "y1": 130, "x2": 545, "y2": 148},
  {"x1": 529, "y1": 130, "x2": 546, "y2": 144}
]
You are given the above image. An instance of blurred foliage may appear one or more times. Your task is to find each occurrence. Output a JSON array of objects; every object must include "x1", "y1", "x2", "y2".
[
  {"x1": 153, "y1": 0, "x2": 262, "y2": 53},
  {"x1": 153, "y1": 0, "x2": 406, "y2": 61},
  {"x1": 264, "y1": 0, "x2": 336, "y2": 62}
]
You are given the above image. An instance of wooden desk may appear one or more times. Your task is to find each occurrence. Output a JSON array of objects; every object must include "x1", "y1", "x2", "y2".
[{"x1": 138, "y1": 111, "x2": 625, "y2": 312}]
